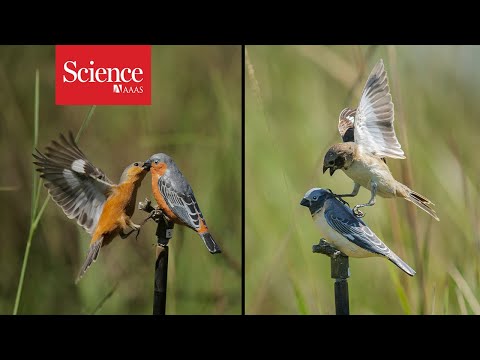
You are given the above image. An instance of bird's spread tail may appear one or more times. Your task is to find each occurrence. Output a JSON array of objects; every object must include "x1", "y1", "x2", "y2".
[
  {"x1": 387, "y1": 251, "x2": 416, "y2": 276},
  {"x1": 399, "y1": 185, "x2": 440, "y2": 221},
  {"x1": 76, "y1": 238, "x2": 103, "y2": 283},
  {"x1": 199, "y1": 232, "x2": 222, "y2": 254}
]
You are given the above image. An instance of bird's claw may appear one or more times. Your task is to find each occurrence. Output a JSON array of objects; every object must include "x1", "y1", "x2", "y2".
[
  {"x1": 353, "y1": 206, "x2": 365, "y2": 218},
  {"x1": 138, "y1": 198, "x2": 154, "y2": 212},
  {"x1": 140, "y1": 207, "x2": 164, "y2": 226},
  {"x1": 335, "y1": 196, "x2": 350, "y2": 208},
  {"x1": 328, "y1": 190, "x2": 350, "y2": 207}
]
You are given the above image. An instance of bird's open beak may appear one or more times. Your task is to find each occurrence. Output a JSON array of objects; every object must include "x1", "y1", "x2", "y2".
[
  {"x1": 300, "y1": 198, "x2": 310, "y2": 207},
  {"x1": 323, "y1": 165, "x2": 337, "y2": 176},
  {"x1": 323, "y1": 165, "x2": 336, "y2": 176},
  {"x1": 142, "y1": 160, "x2": 151, "y2": 171}
]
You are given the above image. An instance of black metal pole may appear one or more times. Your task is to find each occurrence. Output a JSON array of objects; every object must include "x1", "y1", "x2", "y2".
[
  {"x1": 139, "y1": 198, "x2": 174, "y2": 316},
  {"x1": 331, "y1": 255, "x2": 349, "y2": 315},
  {"x1": 153, "y1": 218, "x2": 174, "y2": 315},
  {"x1": 313, "y1": 239, "x2": 350, "y2": 315}
]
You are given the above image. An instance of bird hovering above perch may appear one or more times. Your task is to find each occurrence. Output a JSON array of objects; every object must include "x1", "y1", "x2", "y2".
[{"x1": 322, "y1": 59, "x2": 439, "y2": 221}]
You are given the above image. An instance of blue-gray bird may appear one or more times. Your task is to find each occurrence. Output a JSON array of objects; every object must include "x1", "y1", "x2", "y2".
[
  {"x1": 300, "y1": 187, "x2": 415, "y2": 276},
  {"x1": 144, "y1": 153, "x2": 221, "y2": 254}
]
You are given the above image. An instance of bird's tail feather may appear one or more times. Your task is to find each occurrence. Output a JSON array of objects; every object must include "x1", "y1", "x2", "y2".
[
  {"x1": 387, "y1": 251, "x2": 416, "y2": 276},
  {"x1": 76, "y1": 238, "x2": 103, "y2": 283},
  {"x1": 199, "y1": 232, "x2": 222, "y2": 254},
  {"x1": 400, "y1": 185, "x2": 440, "y2": 221}
]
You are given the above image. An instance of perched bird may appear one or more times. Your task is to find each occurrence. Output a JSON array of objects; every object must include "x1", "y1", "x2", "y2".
[
  {"x1": 33, "y1": 132, "x2": 150, "y2": 282},
  {"x1": 300, "y1": 188, "x2": 415, "y2": 276},
  {"x1": 144, "y1": 153, "x2": 221, "y2": 254},
  {"x1": 322, "y1": 59, "x2": 439, "y2": 221}
]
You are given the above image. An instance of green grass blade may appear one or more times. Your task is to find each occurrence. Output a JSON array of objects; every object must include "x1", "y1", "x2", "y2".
[
  {"x1": 13, "y1": 83, "x2": 96, "y2": 314},
  {"x1": 290, "y1": 276, "x2": 308, "y2": 315},
  {"x1": 14, "y1": 69, "x2": 40, "y2": 315},
  {"x1": 90, "y1": 283, "x2": 119, "y2": 315},
  {"x1": 449, "y1": 266, "x2": 480, "y2": 315},
  {"x1": 76, "y1": 105, "x2": 96, "y2": 142},
  {"x1": 30, "y1": 69, "x2": 40, "y2": 221},
  {"x1": 388, "y1": 266, "x2": 412, "y2": 314}
]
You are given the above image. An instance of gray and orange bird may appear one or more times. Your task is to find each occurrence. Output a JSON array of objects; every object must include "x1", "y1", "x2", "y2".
[
  {"x1": 322, "y1": 59, "x2": 439, "y2": 221},
  {"x1": 33, "y1": 132, "x2": 150, "y2": 282},
  {"x1": 144, "y1": 153, "x2": 221, "y2": 254}
]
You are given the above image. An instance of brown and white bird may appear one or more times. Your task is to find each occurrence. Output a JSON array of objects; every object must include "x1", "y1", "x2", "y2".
[{"x1": 322, "y1": 59, "x2": 439, "y2": 221}]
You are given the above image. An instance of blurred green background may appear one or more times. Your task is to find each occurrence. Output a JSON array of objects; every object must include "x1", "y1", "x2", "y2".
[
  {"x1": 246, "y1": 45, "x2": 480, "y2": 315},
  {"x1": 0, "y1": 45, "x2": 241, "y2": 314}
]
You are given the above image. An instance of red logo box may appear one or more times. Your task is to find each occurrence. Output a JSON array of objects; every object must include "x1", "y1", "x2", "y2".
[{"x1": 56, "y1": 45, "x2": 151, "y2": 105}]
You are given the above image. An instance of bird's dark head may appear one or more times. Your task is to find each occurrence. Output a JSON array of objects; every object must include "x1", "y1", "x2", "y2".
[
  {"x1": 144, "y1": 153, "x2": 174, "y2": 177},
  {"x1": 322, "y1": 143, "x2": 354, "y2": 176},
  {"x1": 300, "y1": 188, "x2": 332, "y2": 215}
]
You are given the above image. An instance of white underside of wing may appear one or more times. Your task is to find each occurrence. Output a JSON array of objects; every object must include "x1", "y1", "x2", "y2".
[{"x1": 353, "y1": 59, "x2": 406, "y2": 159}]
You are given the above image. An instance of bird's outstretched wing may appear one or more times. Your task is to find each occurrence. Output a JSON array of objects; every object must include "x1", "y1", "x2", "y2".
[
  {"x1": 352, "y1": 59, "x2": 405, "y2": 159},
  {"x1": 33, "y1": 132, "x2": 114, "y2": 235},
  {"x1": 158, "y1": 176, "x2": 206, "y2": 230},
  {"x1": 338, "y1": 108, "x2": 356, "y2": 142},
  {"x1": 323, "y1": 197, "x2": 391, "y2": 257}
]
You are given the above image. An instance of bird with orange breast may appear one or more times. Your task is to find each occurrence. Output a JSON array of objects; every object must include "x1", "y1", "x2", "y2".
[
  {"x1": 33, "y1": 132, "x2": 150, "y2": 282},
  {"x1": 144, "y1": 153, "x2": 221, "y2": 254}
]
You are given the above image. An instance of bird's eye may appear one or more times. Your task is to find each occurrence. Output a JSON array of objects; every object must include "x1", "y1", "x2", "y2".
[
  {"x1": 134, "y1": 162, "x2": 139, "y2": 167},
  {"x1": 329, "y1": 160, "x2": 334, "y2": 165},
  {"x1": 154, "y1": 160, "x2": 159, "y2": 164},
  {"x1": 313, "y1": 196, "x2": 318, "y2": 200}
]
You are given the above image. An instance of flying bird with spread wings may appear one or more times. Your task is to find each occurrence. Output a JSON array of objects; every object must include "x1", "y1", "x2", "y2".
[
  {"x1": 33, "y1": 132, "x2": 151, "y2": 282},
  {"x1": 322, "y1": 59, "x2": 439, "y2": 221}
]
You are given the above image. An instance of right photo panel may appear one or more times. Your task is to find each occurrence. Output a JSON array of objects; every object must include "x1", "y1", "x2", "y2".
[{"x1": 245, "y1": 45, "x2": 479, "y2": 315}]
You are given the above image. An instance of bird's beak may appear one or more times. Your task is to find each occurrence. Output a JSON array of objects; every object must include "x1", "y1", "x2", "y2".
[
  {"x1": 142, "y1": 160, "x2": 151, "y2": 171},
  {"x1": 300, "y1": 198, "x2": 310, "y2": 207},
  {"x1": 323, "y1": 165, "x2": 336, "y2": 176}
]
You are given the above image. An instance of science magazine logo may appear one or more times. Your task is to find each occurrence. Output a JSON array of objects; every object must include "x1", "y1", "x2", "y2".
[{"x1": 55, "y1": 45, "x2": 151, "y2": 105}]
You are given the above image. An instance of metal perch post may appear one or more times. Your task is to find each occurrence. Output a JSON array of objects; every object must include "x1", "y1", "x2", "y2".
[
  {"x1": 312, "y1": 239, "x2": 350, "y2": 315},
  {"x1": 139, "y1": 198, "x2": 175, "y2": 315}
]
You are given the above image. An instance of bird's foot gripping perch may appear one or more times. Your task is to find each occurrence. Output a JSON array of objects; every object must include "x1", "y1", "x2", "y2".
[
  {"x1": 312, "y1": 239, "x2": 346, "y2": 259},
  {"x1": 352, "y1": 205, "x2": 365, "y2": 218},
  {"x1": 138, "y1": 198, "x2": 174, "y2": 247},
  {"x1": 139, "y1": 198, "x2": 164, "y2": 224}
]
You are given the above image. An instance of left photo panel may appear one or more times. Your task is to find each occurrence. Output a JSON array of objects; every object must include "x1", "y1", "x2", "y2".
[{"x1": 0, "y1": 45, "x2": 242, "y2": 315}]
